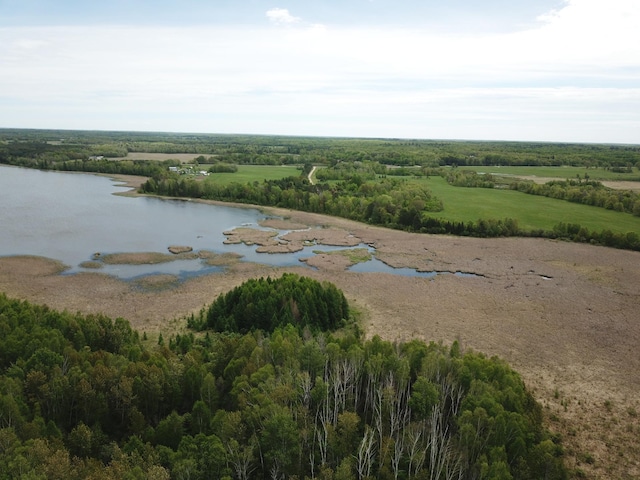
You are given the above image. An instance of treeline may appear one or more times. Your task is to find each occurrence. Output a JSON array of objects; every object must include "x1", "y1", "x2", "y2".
[
  {"x1": 420, "y1": 217, "x2": 640, "y2": 250},
  {"x1": 445, "y1": 170, "x2": 496, "y2": 188},
  {"x1": 547, "y1": 223, "x2": 640, "y2": 250},
  {"x1": 207, "y1": 162, "x2": 238, "y2": 173},
  {"x1": 2, "y1": 128, "x2": 639, "y2": 169},
  {"x1": 140, "y1": 174, "x2": 445, "y2": 228},
  {"x1": 0, "y1": 293, "x2": 566, "y2": 479},
  {"x1": 510, "y1": 179, "x2": 640, "y2": 216},
  {"x1": 188, "y1": 274, "x2": 350, "y2": 334},
  {"x1": 315, "y1": 161, "x2": 387, "y2": 181},
  {"x1": 0, "y1": 136, "x2": 128, "y2": 161},
  {"x1": 0, "y1": 142, "x2": 177, "y2": 177}
]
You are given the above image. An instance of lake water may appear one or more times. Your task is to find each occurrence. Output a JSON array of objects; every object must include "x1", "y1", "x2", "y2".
[{"x1": 0, "y1": 165, "x2": 476, "y2": 280}]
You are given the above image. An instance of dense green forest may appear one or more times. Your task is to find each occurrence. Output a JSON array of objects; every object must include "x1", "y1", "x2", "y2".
[
  {"x1": 1, "y1": 128, "x2": 639, "y2": 169},
  {"x1": 0, "y1": 286, "x2": 566, "y2": 480},
  {"x1": 187, "y1": 274, "x2": 351, "y2": 334}
]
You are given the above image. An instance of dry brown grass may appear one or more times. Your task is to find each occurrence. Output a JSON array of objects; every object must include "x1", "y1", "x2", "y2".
[
  {"x1": 1, "y1": 202, "x2": 639, "y2": 478},
  {"x1": 517, "y1": 176, "x2": 640, "y2": 192}
]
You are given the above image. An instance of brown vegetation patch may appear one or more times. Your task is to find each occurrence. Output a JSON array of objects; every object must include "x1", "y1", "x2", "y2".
[
  {"x1": 281, "y1": 226, "x2": 364, "y2": 247},
  {"x1": 198, "y1": 251, "x2": 243, "y2": 266},
  {"x1": 223, "y1": 226, "x2": 306, "y2": 254},
  {"x1": 301, "y1": 248, "x2": 371, "y2": 271},
  {"x1": 79, "y1": 261, "x2": 103, "y2": 269},
  {"x1": 100, "y1": 252, "x2": 197, "y2": 265},
  {"x1": 601, "y1": 180, "x2": 640, "y2": 191},
  {"x1": 300, "y1": 253, "x2": 353, "y2": 271},
  {"x1": 168, "y1": 245, "x2": 193, "y2": 254},
  {"x1": 104, "y1": 174, "x2": 149, "y2": 194},
  {"x1": 517, "y1": 175, "x2": 640, "y2": 191},
  {"x1": 302, "y1": 247, "x2": 372, "y2": 271},
  {"x1": 131, "y1": 274, "x2": 180, "y2": 291},
  {"x1": 223, "y1": 227, "x2": 279, "y2": 246},
  {"x1": 259, "y1": 217, "x2": 309, "y2": 230},
  {"x1": 256, "y1": 243, "x2": 305, "y2": 254},
  {"x1": 0, "y1": 255, "x2": 68, "y2": 276}
]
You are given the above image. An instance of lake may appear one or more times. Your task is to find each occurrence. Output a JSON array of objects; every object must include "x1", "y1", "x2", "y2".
[{"x1": 0, "y1": 165, "x2": 475, "y2": 280}]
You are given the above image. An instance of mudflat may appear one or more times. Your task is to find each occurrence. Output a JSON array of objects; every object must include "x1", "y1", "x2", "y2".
[{"x1": 1, "y1": 198, "x2": 639, "y2": 477}]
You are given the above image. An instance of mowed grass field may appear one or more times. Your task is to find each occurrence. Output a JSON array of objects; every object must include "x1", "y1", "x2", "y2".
[
  {"x1": 201, "y1": 165, "x2": 301, "y2": 185},
  {"x1": 415, "y1": 176, "x2": 640, "y2": 234},
  {"x1": 462, "y1": 165, "x2": 640, "y2": 181}
]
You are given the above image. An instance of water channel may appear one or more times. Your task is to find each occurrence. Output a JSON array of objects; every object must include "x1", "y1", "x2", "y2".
[{"x1": 0, "y1": 165, "x2": 477, "y2": 281}]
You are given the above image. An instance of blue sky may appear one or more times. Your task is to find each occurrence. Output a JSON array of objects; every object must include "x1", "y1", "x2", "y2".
[{"x1": 1, "y1": 0, "x2": 639, "y2": 143}]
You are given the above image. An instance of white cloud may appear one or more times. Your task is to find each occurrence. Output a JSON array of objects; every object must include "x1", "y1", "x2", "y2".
[
  {"x1": 266, "y1": 8, "x2": 300, "y2": 25},
  {"x1": 0, "y1": 0, "x2": 639, "y2": 142},
  {"x1": 529, "y1": 0, "x2": 640, "y2": 65}
]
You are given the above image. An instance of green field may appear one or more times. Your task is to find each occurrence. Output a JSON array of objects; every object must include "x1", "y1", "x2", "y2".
[
  {"x1": 460, "y1": 165, "x2": 640, "y2": 181},
  {"x1": 414, "y1": 176, "x2": 640, "y2": 234},
  {"x1": 197, "y1": 164, "x2": 639, "y2": 235},
  {"x1": 201, "y1": 165, "x2": 301, "y2": 185}
]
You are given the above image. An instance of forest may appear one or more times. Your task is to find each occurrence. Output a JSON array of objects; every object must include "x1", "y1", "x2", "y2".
[
  {"x1": 1, "y1": 128, "x2": 639, "y2": 170},
  {"x1": 0, "y1": 283, "x2": 566, "y2": 480}
]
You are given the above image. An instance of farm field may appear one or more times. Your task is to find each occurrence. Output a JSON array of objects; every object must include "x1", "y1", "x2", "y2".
[
  {"x1": 416, "y1": 176, "x2": 640, "y2": 234},
  {"x1": 201, "y1": 164, "x2": 301, "y2": 185},
  {"x1": 462, "y1": 164, "x2": 640, "y2": 181}
]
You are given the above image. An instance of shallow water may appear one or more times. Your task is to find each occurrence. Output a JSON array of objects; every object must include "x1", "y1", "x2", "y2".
[{"x1": 0, "y1": 166, "x2": 270, "y2": 277}]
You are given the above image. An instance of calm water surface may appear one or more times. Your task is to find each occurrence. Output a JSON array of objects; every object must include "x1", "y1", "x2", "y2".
[
  {"x1": 1, "y1": 166, "x2": 293, "y2": 278},
  {"x1": 0, "y1": 166, "x2": 474, "y2": 280}
]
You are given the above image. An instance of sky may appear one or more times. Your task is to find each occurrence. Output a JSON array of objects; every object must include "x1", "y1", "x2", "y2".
[{"x1": 1, "y1": 0, "x2": 639, "y2": 144}]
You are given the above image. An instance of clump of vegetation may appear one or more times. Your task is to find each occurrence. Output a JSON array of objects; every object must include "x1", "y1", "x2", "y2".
[
  {"x1": 446, "y1": 169, "x2": 496, "y2": 188},
  {"x1": 188, "y1": 273, "x2": 350, "y2": 334},
  {"x1": 314, "y1": 247, "x2": 373, "y2": 265},
  {"x1": 199, "y1": 251, "x2": 242, "y2": 266},
  {"x1": 208, "y1": 161, "x2": 238, "y2": 173},
  {"x1": 78, "y1": 260, "x2": 103, "y2": 269},
  {"x1": 101, "y1": 252, "x2": 192, "y2": 265}
]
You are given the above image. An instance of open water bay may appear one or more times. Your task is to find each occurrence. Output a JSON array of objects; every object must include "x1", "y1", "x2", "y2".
[{"x1": 0, "y1": 165, "x2": 315, "y2": 279}]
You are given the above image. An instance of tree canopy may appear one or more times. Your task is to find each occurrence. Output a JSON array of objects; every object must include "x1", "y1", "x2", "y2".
[
  {"x1": 188, "y1": 273, "x2": 350, "y2": 334},
  {"x1": 0, "y1": 292, "x2": 566, "y2": 479}
]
